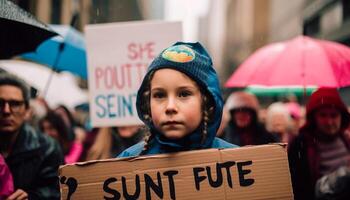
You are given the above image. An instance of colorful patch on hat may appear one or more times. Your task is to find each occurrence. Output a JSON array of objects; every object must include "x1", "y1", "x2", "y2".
[{"x1": 162, "y1": 45, "x2": 195, "y2": 63}]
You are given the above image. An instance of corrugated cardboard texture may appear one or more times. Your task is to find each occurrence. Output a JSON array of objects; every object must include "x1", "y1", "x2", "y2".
[{"x1": 59, "y1": 144, "x2": 293, "y2": 200}]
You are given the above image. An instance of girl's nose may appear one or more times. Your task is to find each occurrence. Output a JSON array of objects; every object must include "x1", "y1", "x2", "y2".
[{"x1": 165, "y1": 97, "x2": 178, "y2": 115}]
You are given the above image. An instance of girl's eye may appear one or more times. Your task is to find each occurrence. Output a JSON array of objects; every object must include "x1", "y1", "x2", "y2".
[
  {"x1": 179, "y1": 90, "x2": 192, "y2": 98},
  {"x1": 152, "y1": 91, "x2": 165, "y2": 99}
]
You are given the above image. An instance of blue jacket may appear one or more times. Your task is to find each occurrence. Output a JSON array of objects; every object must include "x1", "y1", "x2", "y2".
[
  {"x1": 118, "y1": 42, "x2": 238, "y2": 157},
  {"x1": 119, "y1": 137, "x2": 236, "y2": 157}
]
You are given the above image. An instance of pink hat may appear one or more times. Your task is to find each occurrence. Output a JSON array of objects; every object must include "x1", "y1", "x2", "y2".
[{"x1": 285, "y1": 102, "x2": 302, "y2": 119}]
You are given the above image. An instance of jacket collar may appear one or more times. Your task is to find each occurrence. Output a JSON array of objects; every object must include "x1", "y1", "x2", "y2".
[{"x1": 9, "y1": 123, "x2": 41, "y2": 157}]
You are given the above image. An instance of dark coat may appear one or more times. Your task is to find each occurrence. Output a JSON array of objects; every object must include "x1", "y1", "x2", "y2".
[
  {"x1": 5, "y1": 124, "x2": 64, "y2": 200},
  {"x1": 288, "y1": 129, "x2": 350, "y2": 200},
  {"x1": 288, "y1": 131, "x2": 319, "y2": 200},
  {"x1": 288, "y1": 88, "x2": 350, "y2": 200},
  {"x1": 222, "y1": 121, "x2": 276, "y2": 146}
]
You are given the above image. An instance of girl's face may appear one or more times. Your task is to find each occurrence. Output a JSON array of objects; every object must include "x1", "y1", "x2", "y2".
[{"x1": 150, "y1": 68, "x2": 203, "y2": 139}]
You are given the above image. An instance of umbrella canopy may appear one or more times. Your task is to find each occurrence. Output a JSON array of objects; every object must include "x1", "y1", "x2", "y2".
[
  {"x1": 0, "y1": 0, "x2": 57, "y2": 59},
  {"x1": 225, "y1": 36, "x2": 350, "y2": 88},
  {"x1": 21, "y1": 25, "x2": 87, "y2": 79},
  {"x1": 0, "y1": 60, "x2": 87, "y2": 109}
]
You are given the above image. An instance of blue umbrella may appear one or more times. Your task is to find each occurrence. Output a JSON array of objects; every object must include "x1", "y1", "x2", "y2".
[{"x1": 21, "y1": 24, "x2": 87, "y2": 79}]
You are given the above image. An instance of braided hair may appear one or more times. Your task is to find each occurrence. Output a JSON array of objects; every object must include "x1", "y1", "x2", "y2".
[
  {"x1": 200, "y1": 92, "x2": 215, "y2": 145},
  {"x1": 139, "y1": 71, "x2": 154, "y2": 155}
]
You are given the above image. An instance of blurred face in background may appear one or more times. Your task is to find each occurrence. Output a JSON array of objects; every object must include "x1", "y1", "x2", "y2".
[
  {"x1": 269, "y1": 113, "x2": 289, "y2": 135},
  {"x1": 233, "y1": 108, "x2": 253, "y2": 128},
  {"x1": 55, "y1": 107, "x2": 71, "y2": 128},
  {"x1": 118, "y1": 126, "x2": 140, "y2": 138},
  {"x1": 41, "y1": 120, "x2": 59, "y2": 140},
  {"x1": 314, "y1": 107, "x2": 341, "y2": 136}
]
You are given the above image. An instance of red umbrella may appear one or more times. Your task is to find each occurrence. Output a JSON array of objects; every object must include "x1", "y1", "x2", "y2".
[{"x1": 225, "y1": 36, "x2": 350, "y2": 88}]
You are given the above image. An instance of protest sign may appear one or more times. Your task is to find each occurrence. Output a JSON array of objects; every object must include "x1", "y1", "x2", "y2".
[
  {"x1": 86, "y1": 21, "x2": 182, "y2": 127},
  {"x1": 59, "y1": 144, "x2": 293, "y2": 200}
]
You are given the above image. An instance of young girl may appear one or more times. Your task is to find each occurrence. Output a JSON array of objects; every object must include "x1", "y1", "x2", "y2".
[{"x1": 118, "y1": 42, "x2": 237, "y2": 157}]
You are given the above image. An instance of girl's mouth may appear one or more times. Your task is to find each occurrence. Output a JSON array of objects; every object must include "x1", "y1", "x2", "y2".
[{"x1": 162, "y1": 121, "x2": 182, "y2": 126}]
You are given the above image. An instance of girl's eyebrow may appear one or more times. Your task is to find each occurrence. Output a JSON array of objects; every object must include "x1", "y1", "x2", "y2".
[
  {"x1": 177, "y1": 86, "x2": 198, "y2": 90},
  {"x1": 150, "y1": 87, "x2": 164, "y2": 91},
  {"x1": 151, "y1": 85, "x2": 198, "y2": 91}
]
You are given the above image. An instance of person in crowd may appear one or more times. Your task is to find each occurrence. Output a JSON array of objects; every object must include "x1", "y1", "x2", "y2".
[
  {"x1": 221, "y1": 91, "x2": 276, "y2": 146},
  {"x1": 265, "y1": 102, "x2": 294, "y2": 143},
  {"x1": 111, "y1": 125, "x2": 145, "y2": 157},
  {"x1": 118, "y1": 42, "x2": 237, "y2": 157},
  {"x1": 73, "y1": 103, "x2": 91, "y2": 132},
  {"x1": 82, "y1": 127, "x2": 114, "y2": 161},
  {"x1": 24, "y1": 97, "x2": 50, "y2": 131},
  {"x1": 288, "y1": 88, "x2": 350, "y2": 200},
  {"x1": 39, "y1": 111, "x2": 84, "y2": 164},
  {"x1": 54, "y1": 105, "x2": 86, "y2": 145},
  {"x1": 80, "y1": 125, "x2": 144, "y2": 160},
  {"x1": 0, "y1": 73, "x2": 63, "y2": 200},
  {"x1": 0, "y1": 154, "x2": 13, "y2": 199}
]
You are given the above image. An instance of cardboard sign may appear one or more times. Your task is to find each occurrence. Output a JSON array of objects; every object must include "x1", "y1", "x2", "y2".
[
  {"x1": 59, "y1": 144, "x2": 294, "y2": 200},
  {"x1": 85, "y1": 21, "x2": 182, "y2": 127}
]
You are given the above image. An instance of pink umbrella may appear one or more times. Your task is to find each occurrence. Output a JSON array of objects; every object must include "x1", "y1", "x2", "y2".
[{"x1": 225, "y1": 36, "x2": 350, "y2": 88}]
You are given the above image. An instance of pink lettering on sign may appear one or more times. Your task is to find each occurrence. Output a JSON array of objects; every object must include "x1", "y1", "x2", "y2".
[
  {"x1": 127, "y1": 42, "x2": 156, "y2": 60},
  {"x1": 94, "y1": 42, "x2": 155, "y2": 90},
  {"x1": 95, "y1": 65, "x2": 131, "y2": 90},
  {"x1": 94, "y1": 63, "x2": 148, "y2": 90}
]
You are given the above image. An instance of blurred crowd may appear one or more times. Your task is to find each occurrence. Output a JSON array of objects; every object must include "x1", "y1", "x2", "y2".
[{"x1": 1, "y1": 72, "x2": 350, "y2": 199}]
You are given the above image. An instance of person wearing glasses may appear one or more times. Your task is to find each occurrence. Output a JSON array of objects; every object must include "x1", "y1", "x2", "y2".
[{"x1": 0, "y1": 73, "x2": 63, "y2": 200}]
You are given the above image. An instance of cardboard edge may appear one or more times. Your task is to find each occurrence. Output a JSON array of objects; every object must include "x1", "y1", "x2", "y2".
[
  {"x1": 59, "y1": 144, "x2": 287, "y2": 170},
  {"x1": 59, "y1": 148, "x2": 222, "y2": 171},
  {"x1": 220, "y1": 143, "x2": 287, "y2": 152}
]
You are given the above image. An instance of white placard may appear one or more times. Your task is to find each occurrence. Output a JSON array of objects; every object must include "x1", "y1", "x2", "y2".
[{"x1": 86, "y1": 21, "x2": 183, "y2": 127}]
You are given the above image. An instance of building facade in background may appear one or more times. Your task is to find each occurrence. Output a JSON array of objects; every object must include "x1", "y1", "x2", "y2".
[
  {"x1": 11, "y1": 0, "x2": 350, "y2": 100},
  {"x1": 303, "y1": 0, "x2": 350, "y2": 45}
]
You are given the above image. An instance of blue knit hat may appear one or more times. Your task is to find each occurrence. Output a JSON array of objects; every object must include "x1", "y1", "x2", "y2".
[{"x1": 136, "y1": 41, "x2": 224, "y2": 149}]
